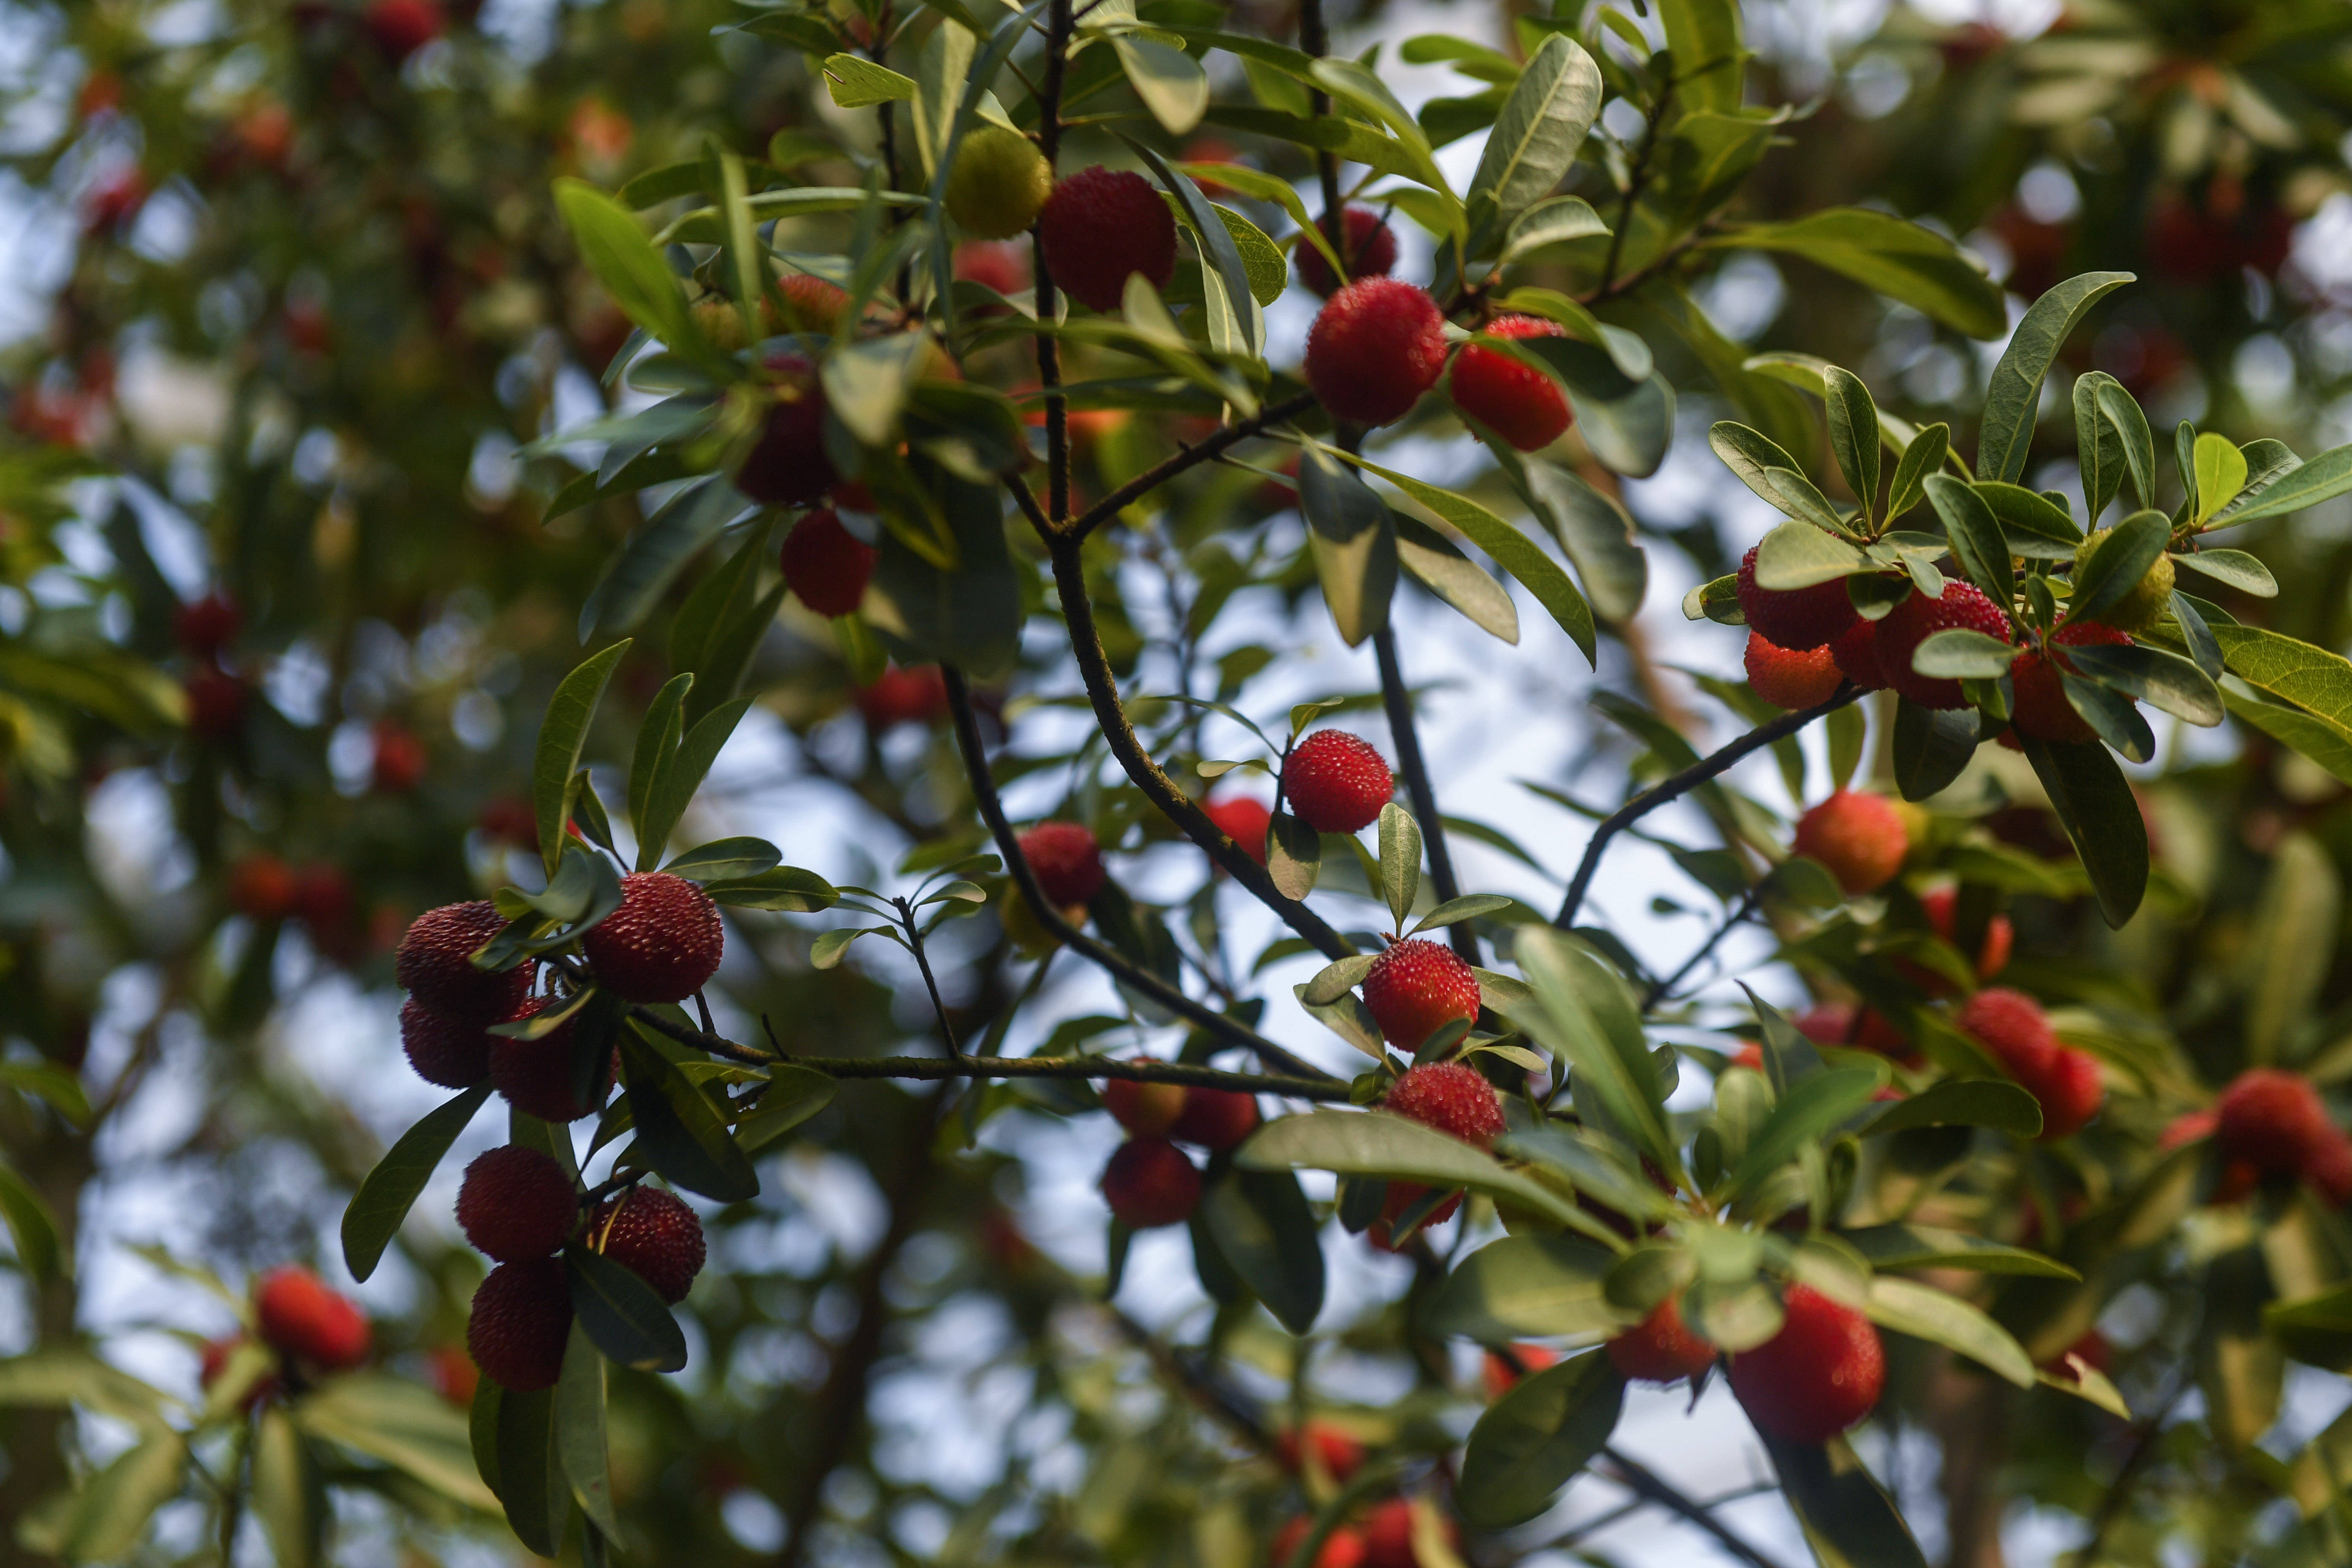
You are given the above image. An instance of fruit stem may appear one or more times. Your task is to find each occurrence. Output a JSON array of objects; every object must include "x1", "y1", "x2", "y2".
[{"x1": 1370, "y1": 626, "x2": 1477, "y2": 965}]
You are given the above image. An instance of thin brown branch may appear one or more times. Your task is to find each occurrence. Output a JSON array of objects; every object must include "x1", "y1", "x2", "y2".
[
  {"x1": 782, "y1": 1052, "x2": 1351, "y2": 1098},
  {"x1": 1599, "y1": 1447, "x2": 1791, "y2": 1568},
  {"x1": 1372, "y1": 625, "x2": 1475, "y2": 964},
  {"x1": 1066, "y1": 390, "x2": 1317, "y2": 540},
  {"x1": 1032, "y1": 0, "x2": 1073, "y2": 523}
]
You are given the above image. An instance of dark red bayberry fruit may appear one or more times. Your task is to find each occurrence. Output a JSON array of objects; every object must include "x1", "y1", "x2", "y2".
[
  {"x1": 580, "y1": 871, "x2": 724, "y2": 1003},
  {"x1": 1038, "y1": 166, "x2": 1178, "y2": 313},
  {"x1": 1736, "y1": 545, "x2": 1856, "y2": 652},
  {"x1": 255, "y1": 1267, "x2": 371, "y2": 1371},
  {"x1": 396, "y1": 901, "x2": 532, "y2": 1022},
  {"x1": 371, "y1": 720, "x2": 426, "y2": 792},
  {"x1": 176, "y1": 592, "x2": 241, "y2": 659},
  {"x1": 855, "y1": 664, "x2": 948, "y2": 730},
  {"x1": 1876, "y1": 580, "x2": 2014, "y2": 709},
  {"x1": 365, "y1": 0, "x2": 443, "y2": 63},
  {"x1": 1957, "y1": 986, "x2": 2055, "y2": 1078},
  {"x1": 1297, "y1": 206, "x2": 1399, "y2": 297},
  {"x1": 1358, "y1": 1498, "x2": 1459, "y2": 1568},
  {"x1": 1829, "y1": 616, "x2": 1890, "y2": 691},
  {"x1": 1102, "y1": 1067, "x2": 1185, "y2": 1136},
  {"x1": 1018, "y1": 821, "x2": 1106, "y2": 907},
  {"x1": 2216, "y1": 1069, "x2": 2333, "y2": 1183},
  {"x1": 1170, "y1": 1085, "x2": 1259, "y2": 1149},
  {"x1": 1745, "y1": 632, "x2": 1842, "y2": 710},
  {"x1": 400, "y1": 997, "x2": 494, "y2": 1089},
  {"x1": 1385, "y1": 1061, "x2": 1504, "y2": 1147},
  {"x1": 2011, "y1": 622, "x2": 2132, "y2": 743},
  {"x1": 589, "y1": 1186, "x2": 706, "y2": 1304},
  {"x1": 1306, "y1": 278, "x2": 1448, "y2": 426},
  {"x1": 1607, "y1": 1295, "x2": 1716, "y2": 1383},
  {"x1": 1450, "y1": 315, "x2": 1572, "y2": 452},
  {"x1": 185, "y1": 668, "x2": 247, "y2": 739},
  {"x1": 2030, "y1": 1047, "x2": 2104, "y2": 1140},
  {"x1": 1203, "y1": 796, "x2": 1272, "y2": 866},
  {"x1": 1284, "y1": 731, "x2": 1391, "y2": 834},
  {"x1": 1728, "y1": 1285, "x2": 1884, "y2": 1443},
  {"x1": 1270, "y1": 1519, "x2": 1365, "y2": 1568},
  {"x1": 467, "y1": 1258, "x2": 573, "y2": 1392},
  {"x1": 1918, "y1": 885, "x2": 2012, "y2": 980},
  {"x1": 735, "y1": 352, "x2": 836, "y2": 507},
  {"x1": 779, "y1": 510, "x2": 875, "y2": 619},
  {"x1": 1481, "y1": 1343, "x2": 1559, "y2": 1399},
  {"x1": 229, "y1": 854, "x2": 296, "y2": 923},
  {"x1": 1361, "y1": 938, "x2": 1482, "y2": 1050},
  {"x1": 1794, "y1": 1000, "x2": 1912, "y2": 1059},
  {"x1": 1791, "y1": 790, "x2": 1908, "y2": 895},
  {"x1": 1100, "y1": 1137, "x2": 1201, "y2": 1228},
  {"x1": 456, "y1": 1146, "x2": 577, "y2": 1262},
  {"x1": 489, "y1": 997, "x2": 617, "y2": 1123}
]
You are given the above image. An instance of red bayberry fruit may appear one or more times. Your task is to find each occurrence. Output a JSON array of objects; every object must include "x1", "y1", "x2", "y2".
[
  {"x1": 2216, "y1": 1069, "x2": 2333, "y2": 1183},
  {"x1": 467, "y1": 1258, "x2": 573, "y2": 1392},
  {"x1": 735, "y1": 352, "x2": 837, "y2": 507},
  {"x1": 1450, "y1": 316, "x2": 1573, "y2": 452},
  {"x1": 1793, "y1": 1001, "x2": 1912, "y2": 1058},
  {"x1": 855, "y1": 664, "x2": 948, "y2": 730},
  {"x1": 2308, "y1": 1128, "x2": 2352, "y2": 1206},
  {"x1": 427, "y1": 1345, "x2": 479, "y2": 1405},
  {"x1": 1876, "y1": 580, "x2": 2014, "y2": 709},
  {"x1": 489, "y1": 997, "x2": 618, "y2": 1122},
  {"x1": 396, "y1": 901, "x2": 532, "y2": 1022},
  {"x1": 1275, "y1": 1420, "x2": 1364, "y2": 1481},
  {"x1": 1170, "y1": 1085, "x2": 1260, "y2": 1149},
  {"x1": 2158, "y1": 1108, "x2": 2217, "y2": 1152},
  {"x1": 777, "y1": 272, "x2": 851, "y2": 330},
  {"x1": 1829, "y1": 616, "x2": 1890, "y2": 691},
  {"x1": 400, "y1": 997, "x2": 495, "y2": 1089},
  {"x1": 291, "y1": 865, "x2": 352, "y2": 932},
  {"x1": 1018, "y1": 822, "x2": 1106, "y2": 907},
  {"x1": 589, "y1": 1187, "x2": 706, "y2": 1304},
  {"x1": 2028, "y1": 1047, "x2": 2104, "y2": 1140},
  {"x1": 1956, "y1": 986, "x2": 2056, "y2": 1078},
  {"x1": 1204, "y1": 796, "x2": 1273, "y2": 866},
  {"x1": 1744, "y1": 632, "x2": 1843, "y2": 710},
  {"x1": 1358, "y1": 1498, "x2": 1458, "y2": 1568},
  {"x1": 1607, "y1": 1295, "x2": 1716, "y2": 1383},
  {"x1": 1736, "y1": 545, "x2": 1857, "y2": 652},
  {"x1": 1296, "y1": 206, "x2": 1400, "y2": 297},
  {"x1": 1361, "y1": 938, "x2": 1482, "y2": 1050},
  {"x1": 1305, "y1": 278, "x2": 1448, "y2": 426},
  {"x1": 1284, "y1": 731, "x2": 1392, "y2": 834},
  {"x1": 1038, "y1": 167, "x2": 1178, "y2": 313},
  {"x1": 2011, "y1": 622, "x2": 2133, "y2": 743},
  {"x1": 581, "y1": 871, "x2": 724, "y2": 1003},
  {"x1": 1385, "y1": 1061, "x2": 1504, "y2": 1146},
  {"x1": 184, "y1": 668, "x2": 247, "y2": 739},
  {"x1": 954, "y1": 240, "x2": 1030, "y2": 298},
  {"x1": 1271, "y1": 1519, "x2": 1365, "y2": 1568},
  {"x1": 365, "y1": 0, "x2": 443, "y2": 63},
  {"x1": 175, "y1": 592, "x2": 241, "y2": 659},
  {"x1": 255, "y1": 1267, "x2": 371, "y2": 1372},
  {"x1": 779, "y1": 510, "x2": 875, "y2": 619},
  {"x1": 1481, "y1": 1343, "x2": 1559, "y2": 1399},
  {"x1": 1791, "y1": 790, "x2": 1908, "y2": 895},
  {"x1": 228, "y1": 854, "x2": 297, "y2": 923},
  {"x1": 1101, "y1": 1137, "x2": 1201, "y2": 1228},
  {"x1": 1728, "y1": 1285, "x2": 1884, "y2": 1443},
  {"x1": 1919, "y1": 885, "x2": 2013, "y2": 979},
  {"x1": 371, "y1": 721, "x2": 426, "y2": 792},
  {"x1": 1102, "y1": 1066, "x2": 1186, "y2": 1136},
  {"x1": 455, "y1": 1146, "x2": 577, "y2": 1262}
]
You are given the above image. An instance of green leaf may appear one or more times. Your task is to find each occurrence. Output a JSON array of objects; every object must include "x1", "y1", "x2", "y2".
[
  {"x1": 1199, "y1": 1169, "x2": 1325, "y2": 1334},
  {"x1": 1707, "y1": 422, "x2": 1847, "y2": 534},
  {"x1": 1823, "y1": 368, "x2": 1881, "y2": 523},
  {"x1": 0, "y1": 1159, "x2": 63, "y2": 1281},
  {"x1": 617, "y1": 1029, "x2": 760, "y2": 1202},
  {"x1": 2017, "y1": 735, "x2": 2147, "y2": 928},
  {"x1": 1239, "y1": 1108, "x2": 1592, "y2": 1230},
  {"x1": 342, "y1": 1084, "x2": 494, "y2": 1283},
  {"x1": 1909, "y1": 628, "x2": 2019, "y2": 680},
  {"x1": 1840, "y1": 1223, "x2": 2077, "y2": 1279},
  {"x1": 1865, "y1": 1275, "x2": 2035, "y2": 1386},
  {"x1": 1509, "y1": 928, "x2": 1680, "y2": 1180},
  {"x1": 569, "y1": 1246, "x2": 689, "y2": 1372},
  {"x1": 735, "y1": 1065, "x2": 838, "y2": 1158},
  {"x1": 1307, "y1": 58, "x2": 1458, "y2": 214},
  {"x1": 2093, "y1": 380, "x2": 2157, "y2": 512},
  {"x1": 1456, "y1": 1351, "x2": 1625, "y2": 1527},
  {"x1": 1973, "y1": 481, "x2": 2082, "y2": 556},
  {"x1": 1268, "y1": 809, "x2": 1321, "y2": 898},
  {"x1": 1859, "y1": 1079, "x2": 2041, "y2": 1137},
  {"x1": 1925, "y1": 474, "x2": 2014, "y2": 611},
  {"x1": 2214, "y1": 625, "x2": 2352, "y2": 740},
  {"x1": 2172, "y1": 548, "x2": 2276, "y2": 597},
  {"x1": 1725, "y1": 1067, "x2": 1884, "y2": 1197},
  {"x1": 662, "y1": 837, "x2": 783, "y2": 882},
  {"x1": 61, "y1": 1429, "x2": 188, "y2": 1561},
  {"x1": 2073, "y1": 372, "x2": 2129, "y2": 523},
  {"x1": 250, "y1": 1406, "x2": 321, "y2": 1568},
  {"x1": 2069, "y1": 510, "x2": 2170, "y2": 629},
  {"x1": 1977, "y1": 272, "x2": 2136, "y2": 484},
  {"x1": 1518, "y1": 339, "x2": 1674, "y2": 478},
  {"x1": 1497, "y1": 201, "x2": 1618, "y2": 273},
  {"x1": 1710, "y1": 210, "x2": 2006, "y2": 339},
  {"x1": 1129, "y1": 141, "x2": 1258, "y2": 355},
  {"x1": 1657, "y1": 0, "x2": 1745, "y2": 112},
  {"x1": 554, "y1": 1322, "x2": 621, "y2": 1536},
  {"x1": 2063, "y1": 642, "x2": 2222, "y2": 727},
  {"x1": 2213, "y1": 440, "x2": 2352, "y2": 525},
  {"x1": 1756, "y1": 1433, "x2": 1929, "y2": 1568},
  {"x1": 493, "y1": 1383, "x2": 568, "y2": 1556},
  {"x1": 553, "y1": 179, "x2": 721, "y2": 372},
  {"x1": 580, "y1": 478, "x2": 749, "y2": 642},
  {"x1": 820, "y1": 52, "x2": 917, "y2": 107},
  {"x1": 1426, "y1": 1235, "x2": 1624, "y2": 1339},
  {"x1": 293, "y1": 1374, "x2": 498, "y2": 1511},
  {"x1": 1467, "y1": 35, "x2": 1602, "y2": 226},
  {"x1": 1298, "y1": 444, "x2": 1396, "y2": 651},
  {"x1": 1883, "y1": 422, "x2": 1948, "y2": 521},
  {"x1": 1396, "y1": 516, "x2": 1520, "y2": 644},
  {"x1": 1378, "y1": 803, "x2": 1421, "y2": 931},
  {"x1": 705, "y1": 865, "x2": 843, "y2": 912},
  {"x1": 534, "y1": 642, "x2": 632, "y2": 878},
  {"x1": 1891, "y1": 700, "x2": 1978, "y2": 802},
  {"x1": 1114, "y1": 36, "x2": 1210, "y2": 135},
  {"x1": 634, "y1": 695, "x2": 754, "y2": 872},
  {"x1": 1411, "y1": 894, "x2": 1513, "y2": 935},
  {"x1": 0, "y1": 1061, "x2": 91, "y2": 1129},
  {"x1": 862, "y1": 463, "x2": 1024, "y2": 676},
  {"x1": 2193, "y1": 432, "x2": 2247, "y2": 523},
  {"x1": 1753, "y1": 518, "x2": 1867, "y2": 591}
]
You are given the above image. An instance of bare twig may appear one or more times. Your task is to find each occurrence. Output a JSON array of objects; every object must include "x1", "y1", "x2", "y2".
[
  {"x1": 1066, "y1": 390, "x2": 1317, "y2": 540},
  {"x1": 1643, "y1": 879, "x2": 1765, "y2": 1009},
  {"x1": 1599, "y1": 1447, "x2": 1792, "y2": 1568},
  {"x1": 1372, "y1": 626, "x2": 1475, "y2": 964},
  {"x1": 1032, "y1": 0, "x2": 1073, "y2": 523}
]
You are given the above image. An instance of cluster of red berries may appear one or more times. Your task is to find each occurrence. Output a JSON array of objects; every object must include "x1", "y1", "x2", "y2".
[
  {"x1": 2165, "y1": 1069, "x2": 2352, "y2": 1206},
  {"x1": 1301, "y1": 276, "x2": 1573, "y2": 449},
  {"x1": 227, "y1": 853, "x2": 353, "y2": 931},
  {"x1": 200, "y1": 1266, "x2": 372, "y2": 1409},
  {"x1": 177, "y1": 591, "x2": 249, "y2": 742},
  {"x1": 1097, "y1": 1069, "x2": 1263, "y2": 1228},
  {"x1": 1267, "y1": 1423, "x2": 1457, "y2": 1568},
  {"x1": 1369, "y1": 1061, "x2": 1505, "y2": 1249},
  {"x1": 1957, "y1": 988, "x2": 2103, "y2": 1139}
]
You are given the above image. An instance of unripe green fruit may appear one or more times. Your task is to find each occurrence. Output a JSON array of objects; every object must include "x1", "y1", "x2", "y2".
[
  {"x1": 2074, "y1": 533, "x2": 2175, "y2": 632},
  {"x1": 945, "y1": 128, "x2": 1052, "y2": 240}
]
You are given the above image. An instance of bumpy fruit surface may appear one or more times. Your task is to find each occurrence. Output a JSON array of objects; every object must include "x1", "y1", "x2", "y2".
[
  {"x1": 1607, "y1": 1295, "x2": 1716, "y2": 1383},
  {"x1": 1744, "y1": 633, "x2": 1842, "y2": 710},
  {"x1": 2011, "y1": 622, "x2": 2133, "y2": 743},
  {"x1": 1100, "y1": 1137, "x2": 1201, "y2": 1228},
  {"x1": 1957, "y1": 986, "x2": 2056, "y2": 1077},
  {"x1": 581, "y1": 871, "x2": 724, "y2": 1003},
  {"x1": 396, "y1": 901, "x2": 532, "y2": 1022},
  {"x1": 735, "y1": 352, "x2": 836, "y2": 507},
  {"x1": 255, "y1": 1267, "x2": 372, "y2": 1371},
  {"x1": 1018, "y1": 821, "x2": 1106, "y2": 907},
  {"x1": 1450, "y1": 316, "x2": 1572, "y2": 452},
  {"x1": 1270, "y1": 1519, "x2": 1365, "y2": 1568},
  {"x1": 1728, "y1": 1285, "x2": 1885, "y2": 1443},
  {"x1": 1829, "y1": 616, "x2": 1890, "y2": 690},
  {"x1": 1384, "y1": 1061, "x2": 1504, "y2": 1147},
  {"x1": 1296, "y1": 206, "x2": 1399, "y2": 297},
  {"x1": 1203, "y1": 796, "x2": 1272, "y2": 866},
  {"x1": 2030, "y1": 1047, "x2": 2104, "y2": 1140},
  {"x1": 400, "y1": 997, "x2": 495, "y2": 1088},
  {"x1": 944, "y1": 127, "x2": 1054, "y2": 240},
  {"x1": 1736, "y1": 545, "x2": 1857, "y2": 651},
  {"x1": 1791, "y1": 790, "x2": 1908, "y2": 895},
  {"x1": 1037, "y1": 166, "x2": 1177, "y2": 312},
  {"x1": 1102, "y1": 1067, "x2": 1186, "y2": 1136},
  {"x1": 2073, "y1": 531, "x2": 2176, "y2": 633},
  {"x1": 466, "y1": 1258, "x2": 573, "y2": 1392},
  {"x1": 1284, "y1": 731, "x2": 1392, "y2": 833},
  {"x1": 1361, "y1": 939, "x2": 1482, "y2": 1050},
  {"x1": 1876, "y1": 580, "x2": 2014, "y2": 709},
  {"x1": 590, "y1": 1187, "x2": 707, "y2": 1303},
  {"x1": 1275, "y1": 1420, "x2": 1364, "y2": 1481},
  {"x1": 456, "y1": 1146, "x2": 577, "y2": 1262},
  {"x1": 1481, "y1": 1343, "x2": 1559, "y2": 1399},
  {"x1": 489, "y1": 998, "x2": 618, "y2": 1122},
  {"x1": 1170, "y1": 1085, "x2": 1260, "y2": 1149},
  {"x1": 1358, "y1": 1498, "x2": 1458, "y2": 1568},
  {"x1": 2216, "y1": 1069, "x2": 2332, "y2": 1181},
  {"x1": 779, "y1": 510, "x2": 875, "y2": 618},
  {"x1": 1919, "y1": 885, "x2": 2013, "y2": 979},
  {"x1": 175, "y1": 592, "x2": 241, "y2": 659},
  {"x1": 1305, "y1": 278, "x2": 1448, "y2": 426}
]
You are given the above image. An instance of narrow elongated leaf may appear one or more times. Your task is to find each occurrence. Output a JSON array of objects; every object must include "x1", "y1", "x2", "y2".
[
  {"x1": 63, "y1": 1430, "x2": 189, "y2": 1561},
  {"x1": 1866, "y1": 1275, "x2": 2035, "y2": 1386},
  {"x1": 1200, "y1": 1169, "x2": 1325, "y2": 1334},
  {"x1": 2074, "y1": 371, "x2": 2129, "y2": 522},
  {"x1": 1756, "y1": 1433, "x2": 1929, "y2": 1568},
  {"x1": 820, "y1": 52, "x2": 916, "y2": 107},
  {"x1": 1298, "y1": 444, "x2": 1396, "y2": 650},
  {"x1": 1925, "y1": 474, "x2": 2013, "y2": 610},
  {"x1": 1860, "y1": 1079, "x2": 2040, "y2": 1137},
  {"x1": 292, "y1": 1374, "x2": 498, "y2": 1511},
  {"x1": 1891, "y1": 700, "x2": 1979, "y2": 802},
  {"x1": 1726, "y1": 1067, "x2": 1884, "y2": 1196},
  {"x1": 2172, "y1": 548, "x2": 2277, "y2": 597},
  {"x1": 1979, "y1": 272, "x2": 2135, "y2": 484},
  {"x1": 1974, "y1": 481, "x2": 2082, "y2": 553},
  {"x1": 554, "y1": 180, "x2": 718, "y2": 371},
  {"x1": 1511, "y1": 929, "x2": 1680, "y2": 1179},
  {"x1": 534, "y1": 642, "x2": 631, "y2": 877},
  {"x1": 343, "y1": 1084, "x2": 494, "y2": 1282},
  {"x1": 495, "y1": 1383, "x2": 568, "y2": 1557},
  {"x1": 1129, "y1": 142, "x2": 1257, "y2": 354},
  {"x1": 1824, "y1": 368, "x2": 1881, "y2": 521},
  {"x1": 618, "y1": 1030, "x2": 759, "y2": 1202},
  {"x1": 250, "y1": 1406, "x2": 321, "y2": 1568},
  {"x1": 2214, "y1": 440, "x2": 2352, "y2": 524},
  {"x1": 1457, "y1": 1352, "x2": 1625, "y2": 1527},
  {"x1": 2018, "y1": 736, "x2": 2147, "y2": 927},
  {"x1": 1427, "y1": 1235, "x2": 1622, "y2": 1339},
  {"x1": 1519, "y1": 340, "x2": 1674, "y2": 477},
  {"x1": 1411, "y1": 894, "x2": 1514, "y2": 934},
  {"x1": 1396, "y1": 518, "x2": 1519, "y2": 643},
  {"x1": 555, "y1": 1323, "x2": 621, "y2": 1536},
  {"x1": 1237, "y1": 1109, "x2": 1591, "y2": 1230},
  {"x1": 1710, "y1": 210, "x2": 2007, "y2": 339},
  {"x1": 2064, "y1": 642, "x2": 2222, "y2": 727},
  {"x1": 1840, "y1": 1223, "x2": 2077, "y2": 1278},
  {"x1": 1467, "y1": 35, "x2": 1602, "y2": 225},
  {"x1": 634, "y1": 694, "x2": 754, "y2": 869},
  {"x1": 1910, "y1": 628, "x2": 2020, "y2": 679},
  {"x1": 1658, "y1": 0, "x2": 1745, "y2": 112},
  {"x1": 1378, "y1": 803, "x2": 1421, "y2": 930},
  {"x1": 662, "y1": 837, "x2": 784, "y2": 882},
  {"x1": 569, "y1": 1247, "x2": 689, "y2": 1372},
  {"x1": 1885, "y1": 422, "x2": 1947, "y2": 520},
  {"x1": 2093, "y1": 380, "x2": 2157, "y2": 511},
  {"x1": 1752, "y1": 519, "x2": 1867, "y2": 590},
  {"x1": 0, "y1": 1160, "x2": 63, "y2": 1282}
]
